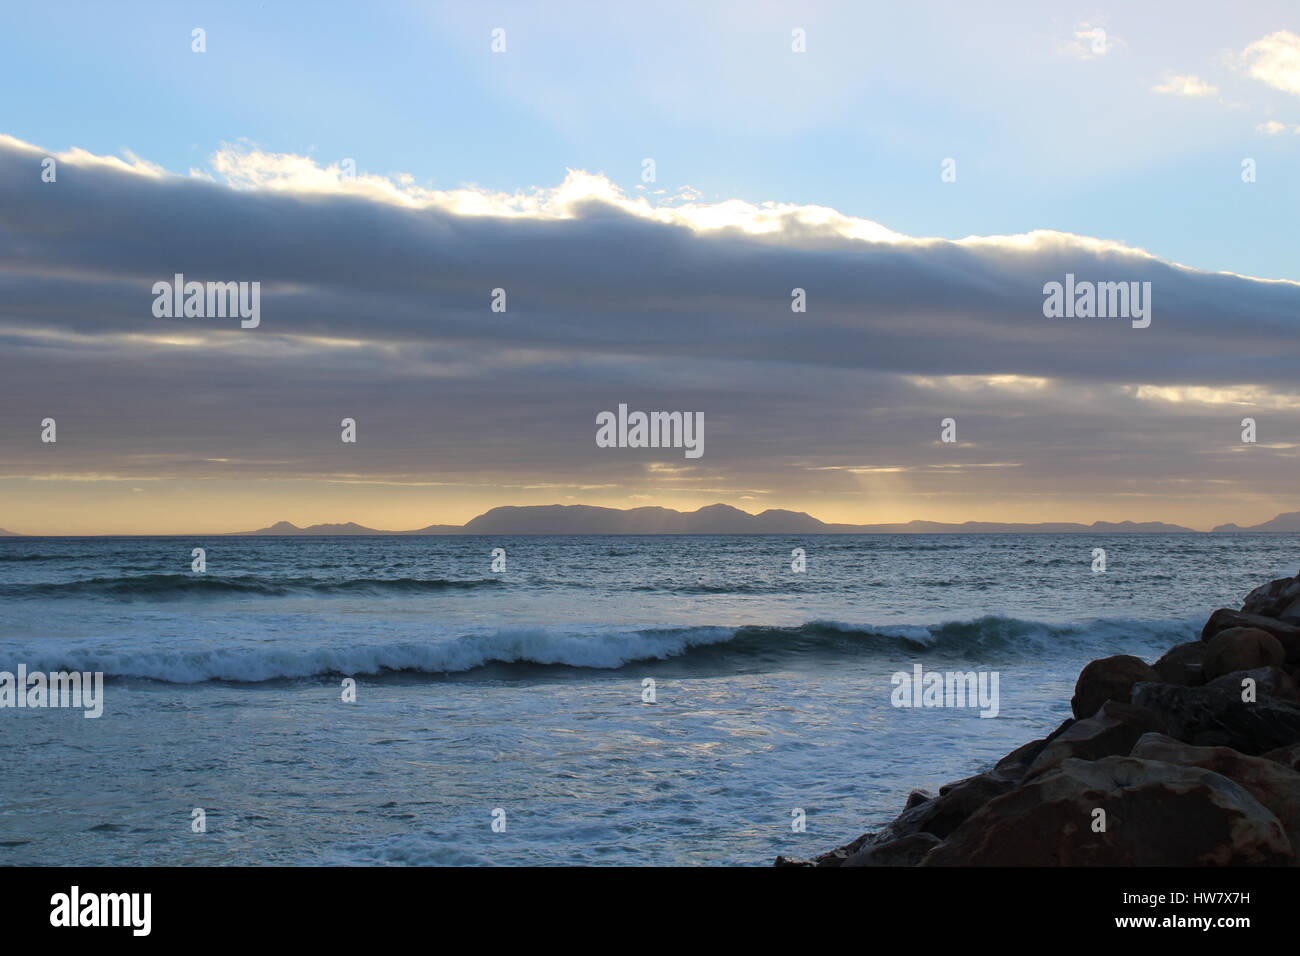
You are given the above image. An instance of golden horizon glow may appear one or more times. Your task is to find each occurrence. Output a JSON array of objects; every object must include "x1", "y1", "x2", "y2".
[{"x1": 1, "y1": 476, "x2": 1293, "y2": 535}]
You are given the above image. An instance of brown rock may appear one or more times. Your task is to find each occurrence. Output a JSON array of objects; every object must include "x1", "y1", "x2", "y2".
[
  {"x1": 1130, "y1": 681, "x2": 1300, "y2": 754},
  {"x1": 994, "y1": 718, "x2": 1074, "y2": 776},
  {"x1": 1281, "y1": 597, "x2": 1300, "y2": 623},
  {"x1": 1262, "y1": 742, "x2": 1300, "y2": 772},
  {"x1": 842, "y1": 832, "x2": 941, "y2": 867},
  {"x1": 783, "y1": 768, "x2": 1022, "y2": 867},
  {"x1": 1130, "y1": 732, "x2": 1300, "y2": 853},
  {"x1": 1206, "y1": 666, "x2": 1299, "y2": 704},
  {"x1": 1153, "y1": 641, "x2": 1209, "y2": 686},
  {"x1": 1026, "y1": 700, "x2": 1167, "y2": 777},
  {"x1": 1201, "y1": 609, "x2": 1300, "y2": 663},
  {"x1": 1203, "y1": 628, "x2": 1285, "y2": 680},
  {"x1": 903, "y1": 789, "x2": 933, "y2": 810},
  {"x1": 920, "y1": 756, "x2": 1294, "y2": 866},
  {"x1": 876, "y1": 770, "x2": 1017, "y2": 842},
  {"x1": 1071, "y1": 655, "x2": 1161, "y2": 719},
  {"x1": 775, "y1": 830, "x2": 874, "y2": 867},
  {"x1": 1241, "y1": 574, "x2": 1300, "y2": 621}
]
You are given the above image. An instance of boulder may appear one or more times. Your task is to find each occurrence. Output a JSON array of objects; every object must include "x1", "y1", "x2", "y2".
[
  {"x1": 1130, "y1": 733, "x2": 1300, "y2": 853},
  {"x1": 875, "y1": 769, "x2": 1017, "y2": 842},
  {"x1": 1262, "y1": 742, "x2": 1300, "y2": 773},
  {"x1": 842, "y1": 832, "x2": 941, "y2": 867},
  {"x1": 920, "y1": 756, "x2": 1293, "y2": 866},
  {"x1": 903, "y1": 789, "x2": 933, "y2": 810},
  {"x1": 774, "y1": 831, "x2": 873, "y2": 867},
  {"x1": 1203, "y1": 628, "x2": 1285, "y2": 680},
  {"x1": 817, "y1": 831, "x2": 875, "y2": 867},
  {"x1": 1071, "y1": 655, "x2": 1161, "y2": 719},
  {"x1": 1201, "y1": 609, "x2": 1300, "y2": 663},
  {"x1": 1206, "y1": 666, "x2": 1299, "y2": 704},
  {"x1": 1241, "y1": 574, "x2": 1300, "y2": 621},
  {"x1": 1026, "y1": 700, "x2": 1167, "y2": 778},
  {"x1": 1153, "y1": 641, "x2": 1209, "y2": 686},
  {"x1": 780, "y1": 768, "x2": 1019, "y2": 867},
  {"x1": 1130, "y1": 681, "x2": 1300, "y2": 754},
  {"x1": 993, "y1": 718, "x2": 1074, "y2": 777}
]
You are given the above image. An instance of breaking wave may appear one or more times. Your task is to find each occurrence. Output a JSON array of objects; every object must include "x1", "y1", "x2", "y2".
[
  {"x1": 2, "y1": 615, "x2": 1197, "y2": 683},
  {"x1": 3, "y1": 574, "x2": 503, "y2": 600}
]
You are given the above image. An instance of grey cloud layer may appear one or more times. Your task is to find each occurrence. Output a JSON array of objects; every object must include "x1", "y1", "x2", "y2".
[{"x1": 1, "y1": 136, "x2": 1297, "y2": 500}]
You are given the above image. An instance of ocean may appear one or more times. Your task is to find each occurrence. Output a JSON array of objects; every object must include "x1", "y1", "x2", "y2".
[{"x1": 1, "y1": 532, "x2": 1295, "y2": 866}]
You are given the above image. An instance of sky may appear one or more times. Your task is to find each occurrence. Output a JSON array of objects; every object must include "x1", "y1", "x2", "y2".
[{"x1": 0, "y1": 1, "x2": 1298, "y2": 534}]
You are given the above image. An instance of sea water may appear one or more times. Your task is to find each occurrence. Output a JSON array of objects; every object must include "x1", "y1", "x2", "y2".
[{"x1": 0, "y1": 533, "x2": 1294, "y2": 865}]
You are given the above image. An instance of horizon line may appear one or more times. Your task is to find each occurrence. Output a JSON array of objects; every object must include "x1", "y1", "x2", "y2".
[{"x1": 3, "y1": 500, "x2": 1296, "y2": 537}]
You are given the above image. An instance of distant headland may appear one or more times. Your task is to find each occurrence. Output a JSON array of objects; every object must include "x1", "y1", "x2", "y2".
[
  {"x1": 4, "y1": 504, "x2": 1300, "y2": 537},
  {"x1": 232, "y1": 504, "x2": 1201, "y2": 535}
]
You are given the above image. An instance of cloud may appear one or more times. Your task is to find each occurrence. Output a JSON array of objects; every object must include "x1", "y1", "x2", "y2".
[
  {"x1": 1131, "y1": 385, "x2": 1300, "y2": 409},
  {"x1": 199, "y1": 140, "x2": 910, "y2": 241},
  {"x1": 1256, "y1": 119, "x2": 1299, "y2": 134},
  {"x1": 1, "y1": 133, "x2": 1299, "y2": 523},
  {"x1": 1239, "y1": 30, "x2": 1300, "y2": 96},
  {"x1": 1152, "y1": 74, "x2": 1219, "y2": 98}
]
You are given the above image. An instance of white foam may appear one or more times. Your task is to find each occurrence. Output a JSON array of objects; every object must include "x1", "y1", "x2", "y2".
[
  {"x1": 0, "y1": 626, "x2": 739, "y2": 683},
  {"x1": 0, "y1": 615, "x2": 1198, "y2": 683}
]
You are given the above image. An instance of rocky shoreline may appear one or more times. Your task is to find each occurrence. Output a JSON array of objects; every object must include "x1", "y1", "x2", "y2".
[{"x1": 777, "y1": 570, "x2": 1300, "y2": 866}]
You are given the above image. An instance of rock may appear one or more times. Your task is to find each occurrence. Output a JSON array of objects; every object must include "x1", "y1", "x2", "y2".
[
  {"x1": 875, "y1": 770, "x2": 1018, "y2": 842},
  {"x1": 783, "y1": 770, "x2": 1017, "y2": 867},
  {"x1": 1071, "y1": 655, "x2": 1161, "y2": 719},
  {"x1": 995, "y1": 738, "x2": 1045, "y2": 771},
  {"x1": 1130, "y1": 681, "x2": 1300, "y2": 754},
  {"x1": 920, "y1": 756, "x2": 1294, "y2": 866},
  {"x1": 1130, "y1": 733, "x2": 1300, "y2": 853},
  {"x1": 1201, "y1": 609, "x2": 1300, "y2": 663},
  {"x1": 1241, "y1": 574, "x2": 1300, "y2": 621},
  {"x1": 994, "y1": 718, "x2": 1074, "y2": 776},
  {"x1": 1026, "y1": 700, "x2": 1166, "y2": 777},
  {"x1": 1203, "y1": 628, "x2": 1285, "y2": 680},
  {"x1": 775, "y1": 830, "x2": 874, "y2": 867},
  {"x1": 813, "y1": 831, "x2": 874, "y2": 867},
  {"x1": 785, "y1": 747, "x2": 1065, "y2": 867},
  {"x1": 1206, "y1": 666, "x2": 1299, "y2": 704},
  {"x1": 1153, "y1": 641, "x2": 1209, "y2": 686},
  {"x1": 1262, "y1": 742, "x2": 1300, "y2": 772},
  {"x1": 842, "y1": 832, "x2": 941, "y2": 867},
  {"x1": 903, "y1": 789, "x2": 933, "y2": 810},
  {"x1": 816, "y1": 769, "x2": 1020, "y2": 866}
]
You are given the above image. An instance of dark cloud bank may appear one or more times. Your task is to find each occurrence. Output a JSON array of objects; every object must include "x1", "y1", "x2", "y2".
[{"x1": 1, "y1": 135, "x2": 1297, "y2": 520}]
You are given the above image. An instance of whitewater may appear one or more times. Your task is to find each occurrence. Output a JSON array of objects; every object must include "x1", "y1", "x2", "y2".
[{"x1": 1, "y1": 532, "x2": 1295, "y2": 865}]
